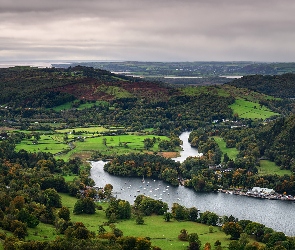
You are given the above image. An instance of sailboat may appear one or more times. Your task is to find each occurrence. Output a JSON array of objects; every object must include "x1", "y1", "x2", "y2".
[{"x1": 142, "y1": 175, "x2": 145, "y2": 183}]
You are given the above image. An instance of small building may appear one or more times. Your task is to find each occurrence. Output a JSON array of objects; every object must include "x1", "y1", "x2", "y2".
[{"x1": 251, "y1": 187, "x2": 275, "y2": 194}]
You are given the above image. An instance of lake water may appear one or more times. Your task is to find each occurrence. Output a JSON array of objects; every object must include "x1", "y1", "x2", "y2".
[{"x1": 90, "y1": 132, "x2": 295, "y2": 236}]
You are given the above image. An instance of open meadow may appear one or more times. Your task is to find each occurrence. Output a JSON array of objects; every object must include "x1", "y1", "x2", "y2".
[
  {"x1": 14, "y1": 127, "x2": 171, "y2": 161},
  {"x1": 31, "y1": 193, "x2": 234, "y2": 250},
  {"x1": 213, "y1": 136, "x2": 239, "y2": 161},
  {"x1": 229, "y1": 98, "x2": 279, "y2": 119},
  {"x1": 258, "y1": 160, "x2": 291, "y2": 176}
]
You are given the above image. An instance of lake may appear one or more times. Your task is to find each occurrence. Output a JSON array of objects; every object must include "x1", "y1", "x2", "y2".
[{"x1": 90, "y1": 132, "x2": 295, "y2": 236}]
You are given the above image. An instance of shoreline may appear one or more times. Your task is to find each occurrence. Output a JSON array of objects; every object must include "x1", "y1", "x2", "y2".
[{"x1": 218, "y1": 189, "x2": 295, "y2": 201}]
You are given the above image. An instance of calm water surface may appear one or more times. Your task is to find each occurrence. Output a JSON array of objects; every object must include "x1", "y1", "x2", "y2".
[{"x1": 90, "y1": 132, "x2": 295, "y2": 236}]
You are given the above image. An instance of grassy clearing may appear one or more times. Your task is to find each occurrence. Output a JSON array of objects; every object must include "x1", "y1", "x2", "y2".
[
  {"x1": 50, "y1": 194, "x2": 232, "y2": 250},
  {"x1": 55, "y1": 126, "x2": 109, "y2": 134},
  {"x1": 15, "y1": 134, "x2": 69, "y2": 154},
  {"x1": 258, "y1": 160, "x2": 291, "y2": 176},
  {"x1": 97, "y1": 85, "x2": 133, "y2": 99},
  {"x1": 180, "y1": 86, "x2": 230, "y2": 97},
  {"x1": 59, "y1": 134, "x2": 170, "y2": 160},
  {"x1": 118, "y1": 216, "x2": 231, "y2": 250},
  {"x1": 229, "y1": 98, "x2": 279, "y2": 119},
  {"x1": 0, "y1": 193, "x2": 257, "y2": 250},
  {"x1": 213, "y1": 136, "x2": 239, "y2": 160},
  {"x1": 52, "y1": 101, "x2": 110, "y2": 112},
  {"x1": 52, "y1": 102, "x2": 72, "y2": 112},
  {"x1": 27, "y1": 222, "x2": 57, "y2": 242},
  {"x1": 14, "y1": 125, "x2": 170, "y2": 161}
]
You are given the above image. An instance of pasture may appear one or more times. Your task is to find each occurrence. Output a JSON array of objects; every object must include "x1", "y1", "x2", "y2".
[
  {"x1": 15, "y1": 134, "x2": 69, "y2": 154},
  {"x1": 229, "y1": 98, "x2": 279, "y2": 119},
  {"x1": 258, "y1": 160, "x2": 291, "y2": 176},
  {"x1": 25, "y1": 193, "x2": 232, "y2": 250},
  {"x1": 14, "y1": 128, "x2": 171, "y2": 161},
  {"x1": 213, "y1": 136, "x2": 239, "y2": 160}
]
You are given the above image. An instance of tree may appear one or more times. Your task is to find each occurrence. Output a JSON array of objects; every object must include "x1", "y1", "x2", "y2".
[
  {"x1": 143, "y1": 138, "x2": 155, "y2": 150},
  {"x1": 178, "y1": 229, "x2": 189, "y2": 241},
  {"x1": 188, "y1": 207, "x2": 199, "y2": 222},
  {"x1": 106, "y1": 198, "x2": 131, "y2": 220},
  {"x1": 58, "y1": 206, "x2": 71, "y2": 221},
  {"x1": 55, "y1": 218, "x2": 73, "y2": 234},
  {"x1": 136, "y1": 214, "x2": 144, "y2": 225},
  {"x1": 188, "y1": 233, "x2": 201, "y2": 250},
  {"x1": 104, "y1": 183, "x2": 113, "y2": 198},
  {"x1": 18, "y1": 208, "x2": 39, "y2": 228},
  {"x1": 245, "y1": 222, "x2": 265, "y2": 241},
  {"x1": 163, "y1": 212, "x2": 172, "y2": 222},
  {"x1": 172, "y1": 203, "x2": 188, "y2": 221},
  {"x1": 10, "y1": 220, "x2": 28, "y2": 239},
  {"x1": 228, "y1": 240, "x2": 244, "y2": 250},
  {"x1": 65, "y1": 222, "x2": 93, "y2": 240},
  {"x1": 73, "y1": 197, "x2": 96, "y2": 215},
  {"x1": 43, "y1": 188, "x2": 62, "y2": 208},
  {"x1": 239, "y1": 233, "x2": 250, "y2": 246},
  {"x1": 199, "y1": 211, "x2": 219, "y2": 226},
  {"x1": 204, "y1": 242, "x2": 211, "y2": 250},
  {"x1": 223, "y1": 222, "x2": 243, "y2": 240}
]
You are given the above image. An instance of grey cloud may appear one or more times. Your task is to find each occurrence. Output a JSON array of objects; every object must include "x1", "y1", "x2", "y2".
[{"x1": 0, "y1": 0, "x2": 295, "y2": 61}]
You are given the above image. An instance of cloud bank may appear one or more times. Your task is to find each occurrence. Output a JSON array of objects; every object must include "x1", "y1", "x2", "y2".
[{"x1": 1, "y1": 0, "x2": 295, "y2": 62}]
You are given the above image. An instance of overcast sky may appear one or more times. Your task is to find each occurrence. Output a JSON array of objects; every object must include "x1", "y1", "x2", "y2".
[{"x1": 1, "y1": 0, "x2": 295, "y2": 62}]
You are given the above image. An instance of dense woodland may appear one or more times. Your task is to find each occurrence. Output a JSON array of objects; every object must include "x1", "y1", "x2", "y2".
[
  {"x1": 1, "y1": 66, "x2": 295, "y2": 249},
  {"x1": 229, "y1": 74, "x2": 295, "y2": 98}
]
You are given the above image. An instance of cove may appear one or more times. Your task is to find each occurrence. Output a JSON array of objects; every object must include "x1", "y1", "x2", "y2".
[{"x1": 90, "y1": 132, "x2": 295, "y2": 236}]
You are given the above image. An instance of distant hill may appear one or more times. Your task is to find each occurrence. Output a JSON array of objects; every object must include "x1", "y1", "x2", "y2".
[
  {"x1": 228, "y1": 73, "x2": 295, "y2": 98},
  {"x1": 0, "y1": 66, "x2": 175, "y2": 108},
  {"x1": 52, "y1": 61, "x2": 295, "y2": 77}
]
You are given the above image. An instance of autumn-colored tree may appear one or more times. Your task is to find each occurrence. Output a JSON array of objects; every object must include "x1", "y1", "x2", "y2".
[
  {"x1": 12, "y1": 196, "x2": 25, "y2": 210},
  {"x1": 178, "y1": 229, "x2": 189, "y2": 241},
  {"x1": 223, "y1": 222, "x2": 243, "y2": 240},
  {"x1": 65, "y1": 222, "x2": 94, "y2": 240},
  {"x1": 204, "y1": 242, "x2": 211, "y2": 250}
]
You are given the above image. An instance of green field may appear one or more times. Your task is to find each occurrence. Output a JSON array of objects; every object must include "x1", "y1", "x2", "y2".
[
  {"x1": 180, "y1": 86, "x2": 230, "y2": 97},
  {"x1": 213, "y1": 136, "x2": 239, "y2": 160},
  {"x1": 52, "y1": 100, "x2": 110, "y2": 112},
  {"x1": 258, "y1": 160, "x2": 291, "y2": 176},
  {"x1": 25, "y1": 193, "x2": 232, "y2": 250},
  {"x1": 15, "y1": 134, "x2": 69, "y2": 154},
  {"x1": 59, "y1": 134, "x2": 170, "y2": 161},
  {"x1": 55, "y1": 126, "x2": 109, "y2": 134},
  {"x1": 229, "y1": 98, "x2": 279, "y2": 119},
  {"x1": 14, "y1": 129, "x2": 171, "y2": 161}
]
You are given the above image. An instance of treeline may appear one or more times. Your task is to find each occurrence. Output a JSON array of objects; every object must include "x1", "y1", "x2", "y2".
[
  {"x1": 228, "y1": 73, "x2": 295, "y2": 98},
  {"x1": 221, "y1": 114, "x2": 295, "y2": 171},
  {"x1": 104, "y1": 153, "x2": 181, "y2": 186}
]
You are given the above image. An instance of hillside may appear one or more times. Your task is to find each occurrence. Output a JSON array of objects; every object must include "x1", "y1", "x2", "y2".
[
  {"x1": 228, "y1": 73, "x2": 295, "y2": 98},
  {"x1": 2, "y1": 65, "x2": 294, "y2": 133},
  {"x1": 0, "y1": 66, "x2": 174, "y2": 109}
]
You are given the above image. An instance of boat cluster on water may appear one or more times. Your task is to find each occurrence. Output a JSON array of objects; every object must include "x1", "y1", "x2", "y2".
[
  {"x1": 118, "y1": 179, "x2": 182, "y2": 201},
  {"x1": 218, "y1": 188, "x2": 295, "y2": 201}
]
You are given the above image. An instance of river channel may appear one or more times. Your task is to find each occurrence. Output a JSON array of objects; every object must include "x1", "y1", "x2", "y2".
[{"x1": 90, "y1": 132, "x2": 295, "y2": 236}]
